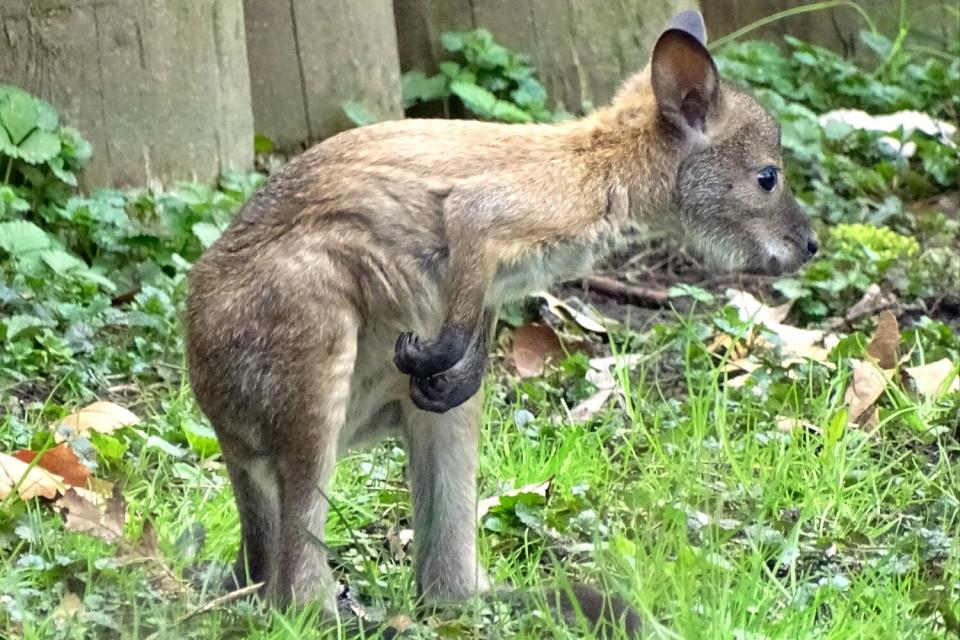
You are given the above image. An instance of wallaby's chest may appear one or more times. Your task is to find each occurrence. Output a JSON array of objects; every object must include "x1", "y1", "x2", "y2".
[{"x1": 491, "y1": 242, "x2": 596, "y2": 303}]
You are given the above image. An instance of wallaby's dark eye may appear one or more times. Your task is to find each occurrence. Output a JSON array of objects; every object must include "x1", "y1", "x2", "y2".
[{"x1": 757, "y1": 166, "x2": 778, "y2": 192}]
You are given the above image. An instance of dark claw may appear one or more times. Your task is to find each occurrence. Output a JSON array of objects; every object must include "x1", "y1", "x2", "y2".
[
  {"x1": 394, "y1": 326, "x2": 470, "y2": 377},
  {"x1": 409, "y1": 366, "x2": 483, "y2": 414},
  {"x1": 409, "y1": 376, "x2": 455, "y2": 413}
]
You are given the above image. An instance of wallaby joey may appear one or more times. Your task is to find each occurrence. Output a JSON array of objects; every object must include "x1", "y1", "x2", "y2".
[{"x1": 185, "y1": 9, "x2": 816, "y2": 635}]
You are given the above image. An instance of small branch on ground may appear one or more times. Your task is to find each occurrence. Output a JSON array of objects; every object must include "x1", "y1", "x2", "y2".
[
  {"x1": 144, "y1": 582, "x2": 264, "y2": 639},
  {"x1": 579, "y1": 276, "x2": 670, "y2": 308}
]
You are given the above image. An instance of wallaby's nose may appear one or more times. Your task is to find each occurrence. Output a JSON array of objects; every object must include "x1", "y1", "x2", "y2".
[{"x1": 806, "y1": 237, "x2": 819, "y2": 258}]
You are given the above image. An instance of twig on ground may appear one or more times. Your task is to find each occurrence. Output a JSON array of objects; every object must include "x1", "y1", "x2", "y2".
[
  {"x1": 580, "y1": 276, "x2": 670, "y2": 308},
  {"x1": 144, "y1": 582, "x2": 264, "y2": 639}
]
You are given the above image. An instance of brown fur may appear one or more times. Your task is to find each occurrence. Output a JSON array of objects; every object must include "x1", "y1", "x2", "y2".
[{"x1": 185, "y1": 12, "x2": 814, "y2": 633}]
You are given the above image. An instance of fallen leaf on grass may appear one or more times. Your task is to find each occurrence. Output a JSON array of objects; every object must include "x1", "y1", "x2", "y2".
[
  {"x1": 55, "y1": 401, "x2": 140, "y2": 442},
  {"x1": 477, "y1": 480, "x2": 551, "y2": 519},
  {"x1": 904, "y1": 359, "x2": 960, "y2": 399},
  {"x1": 55, "y1": 487, "x2": 126, "y2": 543},
  {"x1": 131, "y1": 521, "x2": 184, "y2": 594},
  {"x1": 866, "y1": 310, "x2": 900, "y2": 369},
  {"x1": 585, "y1": 353, "x2": 648, "y2": 389},
  {"x1": 775, "y1": 416, "x2": 820, "y2": 434},
  {"x1": 844, "y1": 359, "x2": 889, "y2": 425},
  {"x1": 568, "y1": 387, "x2": 614, "y2": 423},
  {"x1": 0, "y1": 452, "x2": 67, "y2": 500},
  {"x1": 534, "y1": 291, "x2": 609, "y2": 334},
  {"x1": 727, "y1": 289, "x2": 792, "y2": 325},
  {"x1": 725, "y1": 289, "x2": 830, "y2": 364},
  {"x1": 13, "y1": 443, "x2": 90, "y2": 487},
  {"x1": 828, "y1": 283, "x2": 899, "y2": 327},
  {"x1": 511, "y1": 324, "x2": 564, "y2": 378},
  {"x1": 384, "y1": 615, "x2": 414, "y2": 634},
  {"x1": 387, "y1": 528, "x2": 415, "y2": 560},
  {"x1": 52, "y1": 591, "x2": 83, "y2": 621}
]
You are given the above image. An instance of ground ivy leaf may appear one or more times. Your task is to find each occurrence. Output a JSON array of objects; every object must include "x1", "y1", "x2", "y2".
[
  {"x1": 4, "y1": 314, "x2": 53, "y2": 341},
  {"x1": 191, "y1": 222, "x2": 222, "y2": 249},
  {"x1": 182, "y1": 420, "x2": 220, "y2": 457},
  {"x1": 450, "y1": 80, "x2": 497, "y2": 116},
  {"x1": 0, "y1": 88, "x2": 39, "y2": 144},
  {"x1": 17, "y1": 129, "x2": 62, "y2": 164},
  {"x1": 0, "y1": 220, "x2": 51, "y2": 256},
  {"x1": 342, "y1": 101, "x2": 376, "y2": 127}
]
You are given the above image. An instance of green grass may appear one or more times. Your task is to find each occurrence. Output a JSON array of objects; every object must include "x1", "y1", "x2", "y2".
[{"x1": 2, "y1": 307, "x2": 957, "y2": 639}]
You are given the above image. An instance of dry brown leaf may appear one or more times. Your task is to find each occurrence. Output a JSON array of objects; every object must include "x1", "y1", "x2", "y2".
[
  {"x1": 477, "y1": 479, "x2": 551, "y2": 519},
  {"x1": 707, "y1": 333, "x2": 734, "y2": 355},
  {"x1": 724, "y1": 289, "x2": 831, "y2": 366},
  {"x1": 0, "y1": 452, "x2": 67, "y2": 500},
  {"x1": 511, "y1": 324, "x2": 564, "y2": 378},
  {"x1": 725, "y1": 358, "x2": 762, "y2": 374},
  {"x1": 86, "y1": 476, "x2": 115, "y2": 499},
  {"x1": 534, "y1": 291, "x2": 609, "y2": 334},
  {"x1": 727, "y1": 289, "x2": 792, "y2": 324},
  {"x1": 56, "y1": 401, "x2": 140, "y2": 442},
  {"x1": 52, "y1": 591, "x2": 84, "y2": 621},
  {"x1": 904, "y1": 358, "x2": 960, "y2": 399},
  {"x1": 13, "y1": 443, "x2": 91, "y2": 488},
  {"x1": 840, "y1": 284, "x2": 899, "y2": 324},
  {"x1": 55, "y1": 487, "x2": 126, "y2": 543},
  {"x1": 585, "y1": 353, "x2": 648, "y2": 390},
  {"x1": 776, "y1": 416, "x2": 798, "y2": 433},
  {"x1": 844, "y1": 359, "x2": 889, "y2": 425},
  {"x1": 866, "y1": 310, "x2": 900, "y2": 369},
  {"x1": 387, "y1": 527, "x2": 415, "y2": 560},
  {"x1": 128, "y1": 520, "x2": 184, "y2": 595},
  {"x1": 569, "y1": 387, "x2": 614, "y2": 423},
  {"x1": 384, "y1": 615, "x2": 414, "y2": 634}
]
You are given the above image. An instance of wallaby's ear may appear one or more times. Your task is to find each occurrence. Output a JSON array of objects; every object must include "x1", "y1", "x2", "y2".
[
  {"x1": 667, "y1": 9, "x2": 708, "y2": 45},
  {"x1": 651, "y1": 28, "x2": 718, "y2": 134}
]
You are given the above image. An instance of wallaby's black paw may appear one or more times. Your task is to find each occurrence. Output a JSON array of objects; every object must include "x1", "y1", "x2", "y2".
[
  {"x1": 394, "y1": 327, "x2": 469, "y2": 377},
  {"x1": 409, "y1": 369, "x2": 482, "y2": 413}
]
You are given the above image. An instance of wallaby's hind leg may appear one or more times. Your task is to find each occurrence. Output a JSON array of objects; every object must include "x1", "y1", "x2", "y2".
[
  {"x1": 272, "y1": 317, "x2": 358, "y2": 608},
  {"x1": 404, "y1": 393, "x2": 489, "y2": 601},
  {"x1": 223, "y1": 455, "x2": 281, "y2": 590}
]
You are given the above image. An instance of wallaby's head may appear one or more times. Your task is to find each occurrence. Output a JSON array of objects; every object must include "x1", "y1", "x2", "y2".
[{"x1": 637, "y1": 11, "x2": 818, "y2": 276}]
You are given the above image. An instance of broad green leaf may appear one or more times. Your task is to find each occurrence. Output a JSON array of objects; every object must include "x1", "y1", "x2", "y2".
[
  {"x1": 0, "y1": 220, "x2": 51, "y2": 256},
  {"x1": 192, "y1": 222, "x2": 222, "y2": 248},
  {"x1": 47, "y1": 156, "x2": 78, "y2": 186},
  {"x1": 475, "y1": 43, "x2": 510, "y2": 70},
  {"x1": 450, "y1": 81, "x2": 498, "y2": 117},
  {"x1": 183, "y1": 420, "x2": 220, "y2": 457},
  {"x1": 439, "y1": 61, "x2": 462, "y2": 79},
  {"x1": 40, "y1": 248, "x2": 87, "y2": 275},
  {"x1": 0, "y1": 123, "x2": 14, "y2": 155},
  {"x1": 40, "y1": 249, "x2": 117, "y2": 291},
  {"x1": 510, "y1": 77, "x2": 547, "y2": 109},
  {"x1": 342, "y1": 101, "x2": 377, "y2": 127},
  {"x1": 0, "y1": 88, "x2": 39, "y2": 144},
  {"x1": 440, "y1": 31, "x2": 466, "y2": 53},
  {"x1": 772, "y1": 278, "x2": 811, "y2": 300},
  {"x1": 402, "y1": 71, "x2": 449, "y2": 106},
  {"x1": 253, "y1": 133, "x2": 274, "y2": 154},
  {"x1": 3, "y1": 314, "x2": 53, "y2": 341},
  {"x1": 668, "y1": 283, "x2": 715, "y2": 303},
  {"x1": 60, "y1": 126, "x2": 92, "y2": 164},
  {"x1": 490, "y1": 100, "x2": 532, "y2": 123},
  {"x1": 859, "y1": 30, "x2": 893, "y2": 60},
  {"x1": 90, "y1": 432, "x2": 128, "y2": 463},
  {"x1": 146, "y1": 435, "x2": 188, "y2": 459},
  {"x1": 0, "y1": 186, "x2": 30, "y2": 214},
  {"x1": 17, "y1": 129, "x2": 61, "y2": 164},
  {"x1": 35, "y1": 99, "x2": 59, "y2": 131}
]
